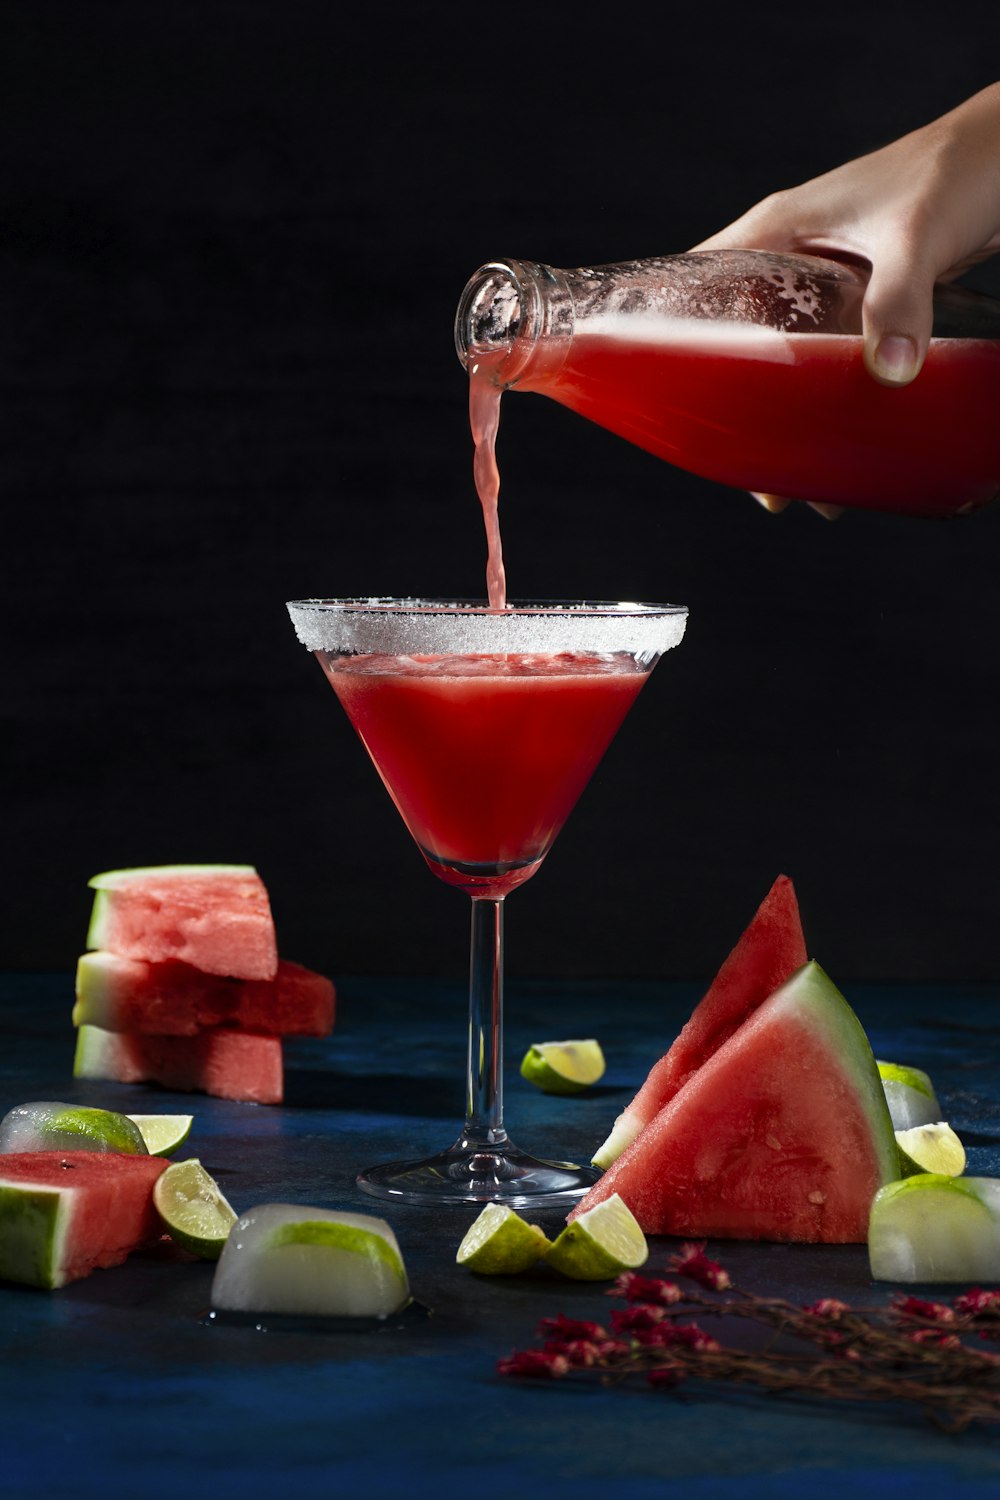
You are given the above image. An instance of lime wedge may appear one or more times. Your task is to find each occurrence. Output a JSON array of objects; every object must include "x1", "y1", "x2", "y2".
[
  {"x1": 456, "y1": 1204, "x2": 552, "y2": 1274},
  {"x1": 896, "y1": 1122, "x2": 966, "y2": 1178},
  {"x1": 869, "y1": 1173, "x2": 1000, "y2": 1282},
  {"x1": 877, "y1": 1060, "x2": 942, "y2": 1131},
  {"x1": 153, "y1": 1159, "x2": 237, "y2": 1259},
  {"x1": 545, "y1": 1192, "x2": 648, "y2": 1280},
  {"x1": 520, "y1": 1040, "x2": 606, "y2": 1096},
  {"x1": 127, "y1": 1114, "x2": 194, "y2": 1157},
  {"x1": 0, "y1": 1101, "x2": 148, "y2": 1156},
  {"x1": 211, "y1": 1204, "x2": 409, "y2": 1317}
]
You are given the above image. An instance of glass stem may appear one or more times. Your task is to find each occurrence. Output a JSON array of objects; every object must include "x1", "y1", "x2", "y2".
[{"x1": 462, "y1": 896, "x2": 508, "y2": 1150}]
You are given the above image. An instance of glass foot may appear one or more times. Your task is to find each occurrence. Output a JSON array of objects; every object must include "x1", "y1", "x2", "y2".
[{"x1": 356, "y1": 1139, "x2": 600, "y2": 1208}]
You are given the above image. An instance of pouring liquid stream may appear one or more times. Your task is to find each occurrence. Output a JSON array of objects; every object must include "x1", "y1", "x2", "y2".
[{"x1": 469, "y1": 357, "x2": 507, "y2": 611}]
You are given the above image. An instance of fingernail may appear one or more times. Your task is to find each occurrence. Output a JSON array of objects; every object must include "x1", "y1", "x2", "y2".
[
  {"x1": 872, "y1": 335, "x2": 918, "y2": 385},
  {"x1": 807, "y1": 502, "x2": 845, "y2": 521}
]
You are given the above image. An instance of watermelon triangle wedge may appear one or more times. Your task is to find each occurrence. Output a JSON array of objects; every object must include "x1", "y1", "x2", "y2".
[
  {"x1": 574, "y1": 962, "x2": 900, "y2": 1242},
  {"x1": 593, "y1": 875, "x2": 807, "y2": 1169}
]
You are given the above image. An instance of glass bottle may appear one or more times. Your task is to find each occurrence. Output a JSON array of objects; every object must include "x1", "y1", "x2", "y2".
[{"x1": 455, "y1": 251, "x2": 1000, "y2": 518}]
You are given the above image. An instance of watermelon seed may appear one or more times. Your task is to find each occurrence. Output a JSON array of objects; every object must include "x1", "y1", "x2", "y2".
[{"x1": 765, "y1": 1135, "x2": 782, "y2": 1152}]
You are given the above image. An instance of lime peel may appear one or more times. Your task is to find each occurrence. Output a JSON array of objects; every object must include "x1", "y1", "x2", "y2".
[
  {"x1": 269, "y1": 1219, "x2": 405, "y2": 1281},
  {"x1": 545, "y1": 1192, "x2": 648, "y2": 1280},
  {"x1": 877, "y1": 1061, "x2": 936, "y2": 1098},
  {"x1": 456, "y1": 1204, "x2": 552, "y2": 1274}
]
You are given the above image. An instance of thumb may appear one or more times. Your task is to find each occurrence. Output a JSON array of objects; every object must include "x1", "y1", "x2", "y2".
[{"x1": 861, "y1": 255, "x2": 936, "y2": 386}]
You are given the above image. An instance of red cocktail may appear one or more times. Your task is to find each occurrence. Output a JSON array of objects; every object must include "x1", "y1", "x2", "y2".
[
  {"x1": 287, "y1": 598, "x2": 687, "y2": 1206},
  {"x1": 323, "y1": 650, "x2": 648, "y2": 900}
]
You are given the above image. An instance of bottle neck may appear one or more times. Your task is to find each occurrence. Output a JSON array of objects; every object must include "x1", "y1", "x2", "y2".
[{"x1": 454, "y1": 258, "x2": 575, "y2": 387}]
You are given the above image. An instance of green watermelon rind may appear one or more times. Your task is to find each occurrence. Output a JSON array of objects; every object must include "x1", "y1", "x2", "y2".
[
  {"x1": 73, "y1": 1025, "x2": 116, "y2": 1081},
  {"x1": 88, "y1": 865, "x2": 260, "y2": 891},
  {"x1": 0, "y1": 1180, "x2": 67, "y2": 1290},
  {"x1": 72, "y1": 952, "x2": 118, "y2": 1030},
  {"x1": 771, "y1": 962, "x2": 901, "y2": 1189}
]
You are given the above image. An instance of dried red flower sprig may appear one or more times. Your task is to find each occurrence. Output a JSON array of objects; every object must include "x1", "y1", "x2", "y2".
[
  {"x1": 497, "y1": 1349, "x2": 570, "y2": 1379},
  {"x1": 891, "y1": 1295, "x2": 956, "y2": 1324},
  {"x1": 803, "y1": 1297, "x2": 850, "y2": 1319},
  {"x1": 667, "y1": 1241, "x2": 732, "y2": 1290},
  {"x1": 497, "y1": 1247, "x2": 1000, "y2": 1430},
  {"x1": 956, "y1": 1288, "x2": 1000, "y2": 1318},
  {"x1": 612, "y1": 1272, "x2": 683, "y2": 1305}
]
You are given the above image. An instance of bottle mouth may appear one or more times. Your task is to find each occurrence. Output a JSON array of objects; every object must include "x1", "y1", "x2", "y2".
[
  {"x1": 455, "y1": 259, "x2": 575, "y2": 386},
  {"x1": 455, "y1": 263, "x2": 522, "y2": 353},
  {"x1": 454, "y1": 259, "x2": 539, "y2": 383}
]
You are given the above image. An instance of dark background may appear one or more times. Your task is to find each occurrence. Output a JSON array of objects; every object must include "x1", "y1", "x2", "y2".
[{"x1": 4, "y1": 2, "x2": 1000, "y2": 985}]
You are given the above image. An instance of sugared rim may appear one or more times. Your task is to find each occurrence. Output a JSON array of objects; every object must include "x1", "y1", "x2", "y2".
[{"x1": 286, "y1": 597, "x2": 688, "y2": 657}]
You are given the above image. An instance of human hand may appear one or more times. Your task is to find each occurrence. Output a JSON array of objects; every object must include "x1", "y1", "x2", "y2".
[{"x1": 695, "y1": 82, "x2": 1000, "y2": 388}]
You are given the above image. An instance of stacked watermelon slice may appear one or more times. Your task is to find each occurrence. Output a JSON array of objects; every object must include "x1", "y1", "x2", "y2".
[
  {"x1": 576, "y1": 876, "x2": 900, "y2": 1243},
  {"x1": 72, "y1": 865, "x2": 335, "y2": 1104}
]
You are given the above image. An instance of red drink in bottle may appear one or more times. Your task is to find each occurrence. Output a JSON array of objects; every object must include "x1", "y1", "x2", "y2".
[
  {"x1": 532, "y1": 323, "x2": 1000, "y2": 517},
  {"x1": 458, "y1": 253, "x2": 1000, "y2": 520}
]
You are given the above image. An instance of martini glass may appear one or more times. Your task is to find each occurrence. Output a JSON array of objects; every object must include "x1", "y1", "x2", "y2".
[{"x1": 286, "y1": 598, "x2": 687, "y2": 1207}]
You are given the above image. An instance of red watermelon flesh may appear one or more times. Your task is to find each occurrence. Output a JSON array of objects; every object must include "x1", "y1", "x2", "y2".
[
  {"x1": 86, "y1": 865, "x2": 278, "y2": 981},
  {"x1": 74, "y1": 953, "x2": 335, "y2": 1038},
  {"x1": 0, "y1": 1151, "x2": 168, "y2": 1288},
  {"x1": 74, "y1": 1024, "x2": 284, "y2": 1105},
  {"x1": 593, "y1": 875, "x2": 807, "y2": 1168},
  {"x1": 574, "y1": 962, "x2": 899, "y2": 1242}
]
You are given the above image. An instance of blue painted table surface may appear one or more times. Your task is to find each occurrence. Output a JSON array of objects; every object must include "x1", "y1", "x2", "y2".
[{"x1": 2, "y1": 972, "x2": 1000, "y2": 1499}]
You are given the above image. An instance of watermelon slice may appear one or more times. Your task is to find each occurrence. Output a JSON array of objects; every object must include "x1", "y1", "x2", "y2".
[
  {"x1": 74, "y1": 953, "x2": 335, "y2": 1038},
  {"x1": 74, "y1": 1024, "x2": 284, "y2": 1105},
  {"x1": 593, "y1": 875, "x2": 807, "y2": 1168},
  {"x1": 0, "y1": 1151, "x2": 168, "y2": 1288},
  {"x1": 86, "y1": 865, "x2": 278, "y2": 981},
  {"x1": 573, "y1": 963, "x2": 899, "y2": 1242}
]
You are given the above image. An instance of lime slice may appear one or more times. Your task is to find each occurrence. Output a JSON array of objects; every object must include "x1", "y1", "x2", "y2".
[
  {"x1": 211, "y1": 1204, "x2": 409, "y2": 1317},
  {"x1": 520, "y1": 1040, "x2": 606, "y2": 1096},
  {"x1": 869, "y1": 1173, "x2": 1000, "y2": 1282},
  {"x1": 126, "y1": 1114, "x2": 194, "y2": 1157},
  {"x1": 0, "y1": 1101, "x2": 148, "y2": 1156},
  {"x1": 545, "y1": 1192, "x2": 648, "y2": 1280},
  {"x1": 896, "y1": 1122, "x2": 966, "y2": 1178},
  {"x1": 153, "y1": 1159, "x2": 237, "y2": 1259},
  {"x1": 456, "y1": 1204, "x2": 552, "y2": 1274},
  {"x1": 877, "y1": 1060, "x2": 942, "y2": 1131}
]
